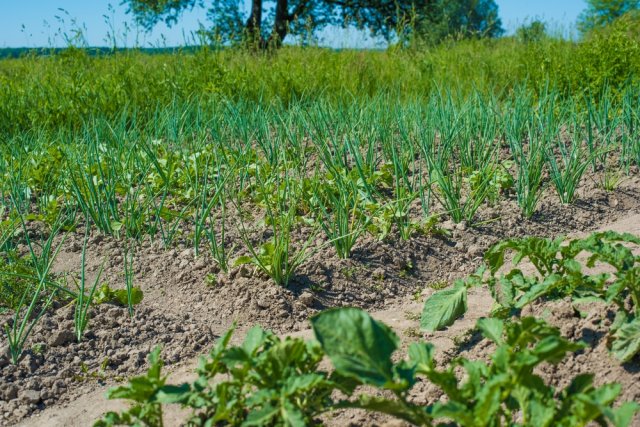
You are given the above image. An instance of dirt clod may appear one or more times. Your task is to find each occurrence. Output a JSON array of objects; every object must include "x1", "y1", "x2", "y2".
[{"x1": 48, "y1": 330, "x2": 75, "y2": 347}]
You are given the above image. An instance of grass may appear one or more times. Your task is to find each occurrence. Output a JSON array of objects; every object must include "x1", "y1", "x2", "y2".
[{"x1": 1, "y1": 21, "x2": 639, "y2": 135}]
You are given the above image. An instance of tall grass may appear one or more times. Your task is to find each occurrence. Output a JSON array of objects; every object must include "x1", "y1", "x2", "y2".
[{"x1": 1, "y1": 19, "x2": 639, "y2": 135}]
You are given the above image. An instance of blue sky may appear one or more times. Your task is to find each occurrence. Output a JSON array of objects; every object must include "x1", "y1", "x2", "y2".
[{"x1": 1, "y1": 0, "x2": 586, "y2": 48}]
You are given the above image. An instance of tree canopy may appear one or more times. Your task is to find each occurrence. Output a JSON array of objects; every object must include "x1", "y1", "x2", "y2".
[
  {"x1": 578, "y1": 0, "x2": 640, "y2": 34},
  {"x1": 122, "y1": 0, "x2": 503, "y2": 47}
]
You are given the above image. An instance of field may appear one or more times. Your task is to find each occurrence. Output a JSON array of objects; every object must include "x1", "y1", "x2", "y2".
[{"x1": 1, "y1": 27, "x2": 640, "y2": 427}]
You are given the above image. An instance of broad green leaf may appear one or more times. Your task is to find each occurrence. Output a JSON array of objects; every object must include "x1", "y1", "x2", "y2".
[
  {"x1": 311, "y1": 308, "x2": 398, "y2": 387},
  {"x1": 233, "y1": 256, "x2": 254, "y2": 266},
  {"x1": 407, "y1": 342, "x2": 436, "y2": 373},
  {"x1": 156, "y1": 384, "x2": 191, "y2": 404},
  {"x1": 611, "y1": 317, "x2": 640, "y2": 362},
  {"x1": 281, "y1": 400, "x2": 307, "y2": 427},
  {"x1": 590, "y1": 382, "x2": 622, "y2": 406},
  {"x1": 243, "y1": 404, "x2": 278, "y2": 426},
  {"x1": 497, "y1": 275, "x2": 515, "y2": 306},
  {"x1": 606, "y1": 402, "x2": 640, "y2": 427},
  {"x1": 516, "y1": 274, "x2": 564, "y2": 308},
  {"x1": 242, "y1": 326, "x2": 267, "y2": 354},
  {"x1": 564, "y1": 374, "x2": 595, "y2": 396},
  {"x1": 429, "y1": 401, "x2": 475, "y2": 425},
  {"x1": 526, "y1": 395, "x2": 556, "y2": 427},
  {"x1": 284, "y1": 373, "x2": 326, "y2": 395},
  {"x1": 532, "y1": 336, "x2": 584, "y2": 364},
  {"x1": 420, "y1": 282, "x2": 467, "y2": 332},
  {"x1": 477, "y1": 318, "x2": 504, "y2": 344},
  {"x1": 115, "y1": 287, "x2": 144, "y2": 306},
  {"x1": 473, "y1": 373, "x2": 509, "y2": 425}
]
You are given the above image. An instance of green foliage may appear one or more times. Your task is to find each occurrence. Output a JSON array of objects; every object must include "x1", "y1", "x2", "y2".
[
  {"x1": 2, "y1": 37, "x2": 640, "y2": 135},
  {"x1": 322, "y1": 310, "x2": 638, "y2": 426},
  {"x1": 0, "y1": 250, "x2": 32, "y2": 312},
  {"x1": 516, "y1": 20, "x2": 548, "y2": 43},
  {"x1": 576, "y1": 10, "x2": 640, "y2": 92},
  {"x1": 311, "y1": 175, "x2": 369, "y2": 258},
  {"x1": 94, "y1": 347, "x2": 170, "y2": 427},
  {"x1": 235, "y1": 171, "x2": 318, "y2": 286},
  {"x1": 421, "y1": 231, "x2": 640, "y2": 362},
  {"x1": 311, "y1": 308, "x2": 399, "y2": 388},
  {"x1": 124, "y1": 0, "x2": 503, "y2": 47},
  {"x1": 3, "y1": 209, "x2": 70, "y2": 364},
  {"x1": 94, "y1": 284, "x2": 144, "y2": 307},
  {"x1": 414, "y1": 0, "x2": 504, "y2": 45},
  {"x1": 467, "y1": 161, "x2": 514, "y2": 206},
  {"x1": 578, "y1": 0, "x2": 639, "y2": 34},
  {"x1": 98, "y1": 325, "x2": 345, "y2": 426},
  {"x1": 420, "y1": 280, "x2": 468, "y2": 332},
  {"x1": 178, "y1": 325, "x2": 345, "y2": 426},
  {"x1": 98, "y1": 308, "x2": 639, "y2": 426}
]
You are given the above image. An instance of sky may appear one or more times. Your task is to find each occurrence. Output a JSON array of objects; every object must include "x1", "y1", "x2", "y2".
[{"x1": 1, "y1": 0, "x2": 587, "y2": 49}]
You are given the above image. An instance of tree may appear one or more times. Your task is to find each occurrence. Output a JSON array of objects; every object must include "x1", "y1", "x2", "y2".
[
  {"x1": 577, "y1": 0, "x2": 640, "y2": 34},
  {"x1": 515, "y1": 20, "x2": 547, "y2": 43},
  {"x1": 122, "y1": 0, "x2": 503, "y2": 47},
  {"x1": 415, "y1": 0, "x2": 503, "y2": 44}
]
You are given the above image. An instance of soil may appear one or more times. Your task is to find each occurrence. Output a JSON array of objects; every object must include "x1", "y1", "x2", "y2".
[{"x1": 2, "y1": 170, "x2": 640, "y2": 427}]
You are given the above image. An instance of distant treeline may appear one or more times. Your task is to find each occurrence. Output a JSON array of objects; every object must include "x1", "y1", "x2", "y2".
[{"x1": 0, "y1": 46, "x2": 205, "y2": 59}]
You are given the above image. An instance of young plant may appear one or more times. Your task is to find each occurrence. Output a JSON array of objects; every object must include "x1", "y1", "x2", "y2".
[
  {"x1": 545, "y1": 125, "x2": 594, "y2": 204},
  {"x1": 4, "y1": 199, "x2": 68, "y2": 363},
  {"x1": 235, "y1": 168, "x2": 317, "y2": 287},
  {"x1": 74, "y1": 225, "x2": 105, "y2": 342},
  {"x1": 97, "y1": 326, "x2": 347, "y2": 426},
  {"x1": 509, "y1": 129, "x2": 546, "y2": 218},
  {"x1": 234, "y1": 212, "x2": 316, "y2": 287},
  {"x1": 313, "y1": 309, "x2": 638, "y2": 427},
  {"x1": 312, "y1": 174, "x2": 369, "y2": 259},
  {"x1": 67, "y1": 142, "x2": 121, "y2": 235},
  {"x1": 94, "y1": 347, "x2": 170, "y2": 427},
  {"x1": 422, "y1": 231, "x2": 640, "y2": 362},
  {"x1": 123, "y1": 244, "x2": 136, "y2": 317},
  {"x1": 192, "y1": 157, "x2": 231, "y2": 272},
  {"x1": 97, "y1": 308, "x2": 639, "y2": 427}
]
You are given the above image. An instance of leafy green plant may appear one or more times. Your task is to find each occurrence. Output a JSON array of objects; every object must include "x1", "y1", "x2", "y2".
[
  {"x1": 192, "y1": 154, "x2": 231, "y2": 272},
  {"x1": 420, "y1": 268, "x2": 484, "y2": 332},
  {"x1": 94, "y1": 283, "x2": 144, "y2": 307},
  {"x1": 179, "y1": 325, "x2": 350, "y2": 426},
  {"x1": 421, "y1": 231, "x2": 640, "y2": 362},
  {"x1": 98, "y1": 308, "x2": 639, "y2": 426},
  {"x1": 509, "y1": 130, "x2": 546, "y2": 218},
  {"x1": 97, "y1": 325, "x2": 348, "y2": 426},
  {"x1": 467, "y1": 161, "x2": 514, "y2": 206},
  {"x1": 0, "y1": 250, "x2": 33, "y2": 312},
  {"x1": 68, "y1": 144, "x2": 121, "y2": 236},
  {"x1": 427, "y1": 148, "x2": 494, "y2": 224},
  {"x1": 314, "y1": 309, "x2": 638, "y2": 427},
  {"x1": 234, "y1": 231, "x2": 316, "y2": 287},
  {"x1": 94, "y1": 347, "x2": 171, "y2": 427}
]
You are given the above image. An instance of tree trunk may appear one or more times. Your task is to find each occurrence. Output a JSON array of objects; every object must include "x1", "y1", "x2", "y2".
[
  {"x1": 268, "y1": 0, "x2": 289, "y2": 47},
  {"x1": 245, "y1": 0, "x2": 264, "y2": 46}
]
